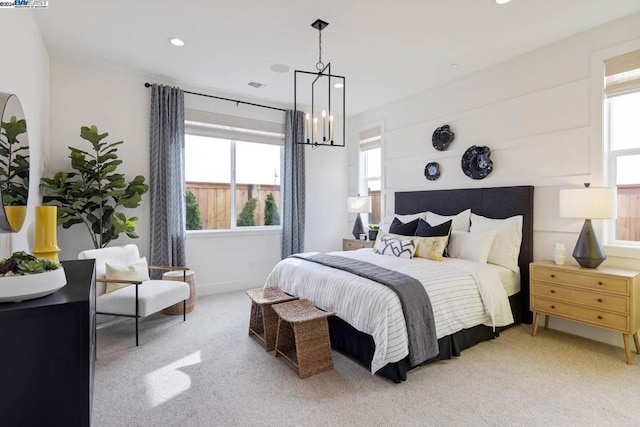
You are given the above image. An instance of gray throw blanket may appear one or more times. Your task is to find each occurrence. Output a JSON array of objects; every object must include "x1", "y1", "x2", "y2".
[{"x1": 291, "y1": 253, "x2": 438, "y2": 366}]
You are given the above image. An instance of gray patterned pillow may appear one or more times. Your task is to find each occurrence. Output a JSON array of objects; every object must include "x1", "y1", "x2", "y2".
[{"x1": 374, "y1": 236, "x2": 417, "y2": 259}]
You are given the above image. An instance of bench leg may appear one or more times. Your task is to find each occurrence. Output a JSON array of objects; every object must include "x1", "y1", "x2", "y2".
[{"x1": 183, "y1": 300, "x2": 186, "y2": 321}]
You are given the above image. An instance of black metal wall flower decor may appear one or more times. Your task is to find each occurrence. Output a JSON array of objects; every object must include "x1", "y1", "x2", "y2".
[
  {"x1": 461, "y1": 145, "x2": 493, "y2": 180},
  {"x1": 432, "y1": 124, "x2": 455, "y2": 151},
  {"x1": 424, "y1": 162, "x2": 440, "y2": 181}
]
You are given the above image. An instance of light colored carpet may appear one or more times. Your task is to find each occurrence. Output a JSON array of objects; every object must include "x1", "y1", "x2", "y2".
[{"x1": 93, "y1": 291, "x2": 640, "y2": 427}]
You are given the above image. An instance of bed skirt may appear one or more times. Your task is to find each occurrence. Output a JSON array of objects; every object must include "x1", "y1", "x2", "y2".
[{"x1": 328, "y1": 293, "x2": 528, "y2": 383}]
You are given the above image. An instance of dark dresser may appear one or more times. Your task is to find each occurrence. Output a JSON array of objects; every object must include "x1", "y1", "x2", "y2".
[{"x1": 0, "y1": 259, "x2": 96, "y2": 427}]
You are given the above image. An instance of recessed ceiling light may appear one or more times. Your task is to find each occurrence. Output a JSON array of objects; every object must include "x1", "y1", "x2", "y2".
[
  {"x1": 496, "y1": 0, "x2": 511, "y2": 4},
  {"x1": 270, "y1": 64, "x2": 290, "y2": 73},
  {"x1": 168, "y1": 37, "x2": 185, "y2": 47},
  {"x1": 334, "y1": 83, "x2": 344, "y2": 89}
]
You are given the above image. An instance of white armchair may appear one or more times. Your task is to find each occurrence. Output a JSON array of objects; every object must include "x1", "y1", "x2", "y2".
[{"x1": 78, "y1": 244, "x2": 190, "y2": 346}]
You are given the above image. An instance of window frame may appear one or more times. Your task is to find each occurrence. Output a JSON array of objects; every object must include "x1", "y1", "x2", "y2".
[
  {"x1": 605, "y1": 94, "x2": 640, "y2": 247},
  {"x1": 184, "y1": 111, "x2": 284, "y2": 234},
  {"x1": 595, "y1": 41, "x2": 640, "y2": 259}
]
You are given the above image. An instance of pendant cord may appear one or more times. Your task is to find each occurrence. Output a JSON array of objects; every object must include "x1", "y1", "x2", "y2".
[{"x1": 317, "y1": 27, "x2": 324, "y2": 70}]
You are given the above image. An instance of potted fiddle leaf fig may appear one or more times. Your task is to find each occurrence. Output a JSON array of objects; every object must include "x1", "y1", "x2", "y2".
[{"x1": 40, "y1": 125, "x2": 149, "y2": 249}]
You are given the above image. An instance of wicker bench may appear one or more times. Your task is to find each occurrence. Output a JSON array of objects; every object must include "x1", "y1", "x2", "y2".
[
  {"x1": 246, "y1": 287, "x2": 297, "y2": 351},
  {"x1": 271, "y1": 299, "x2": 336, "y2": 378}
]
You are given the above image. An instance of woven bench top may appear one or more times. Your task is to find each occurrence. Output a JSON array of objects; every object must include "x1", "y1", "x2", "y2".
[
  {"x1": 246, "y1": 287, "x2": 297, "y2": 305},
  {"x1": 271, "y1": 299, "x2": 335, "y2": 323}
]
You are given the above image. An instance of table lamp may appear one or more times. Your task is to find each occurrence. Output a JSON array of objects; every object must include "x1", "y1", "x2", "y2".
[
  {"x1": 559, "y1": 183, "x2": 617, "y2": 268},
  {"x1": 347, "y1": 196, "x2": 371, "y2": 239}
]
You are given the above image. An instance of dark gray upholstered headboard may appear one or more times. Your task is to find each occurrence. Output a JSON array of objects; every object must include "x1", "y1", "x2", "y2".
[{"x1": 395, "y1": 185, "x2": 534, "y2": 324}]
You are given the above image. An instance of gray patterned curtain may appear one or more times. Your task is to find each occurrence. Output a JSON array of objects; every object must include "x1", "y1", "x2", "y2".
[
  {"x1": 281, "y1": 110, "x2": 305, "y2": 258},
  {"x1": 149, "y1": 84, "x2": 186, "y2": 275}
]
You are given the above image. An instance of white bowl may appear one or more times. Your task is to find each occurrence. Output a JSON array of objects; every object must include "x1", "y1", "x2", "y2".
[{"x1": 0, "y1": 267, "x2": 67, "y2": 303}]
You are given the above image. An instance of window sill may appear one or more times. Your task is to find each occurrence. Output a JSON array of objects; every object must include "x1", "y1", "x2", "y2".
[
  {"x1": 186, "y1": 227, "x2": 282, "y2": 239},
  {"x1": 603, "y1": 243, "x2": 640, "y2": 260}
]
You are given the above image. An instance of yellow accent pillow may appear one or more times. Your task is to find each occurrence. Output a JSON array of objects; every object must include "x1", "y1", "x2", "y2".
[
  {"x1": 105, "y1": 257, "x2": 150, "y2": 293},
  {"x1": 415, "y1": 235, "x2": 449, "y2": 261}
]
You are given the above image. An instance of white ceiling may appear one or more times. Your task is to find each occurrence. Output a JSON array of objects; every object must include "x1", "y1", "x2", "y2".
[{"x1": 33, "y1": 0, "x2": 640, "y2": 116}]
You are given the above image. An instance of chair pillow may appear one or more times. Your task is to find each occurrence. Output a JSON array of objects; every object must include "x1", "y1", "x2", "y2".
[{"x1": 105, "y1": 257, "x2": 150, "y2": 293}]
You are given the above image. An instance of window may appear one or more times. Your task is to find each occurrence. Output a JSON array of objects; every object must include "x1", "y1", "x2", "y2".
[
  {"x1": 184, "y1": 110, "x2": 283, "y2": 231},
  {"x1": 359, "y1": 126, "x2": 382, "y2": 225},
  {"x1": 605, "y1": 49, "x2": 640, "y2": 243}
]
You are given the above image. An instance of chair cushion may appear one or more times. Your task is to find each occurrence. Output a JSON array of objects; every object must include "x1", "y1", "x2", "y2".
[{"x1": 97, "y1": 280, "x2": 189, "y2": 317}]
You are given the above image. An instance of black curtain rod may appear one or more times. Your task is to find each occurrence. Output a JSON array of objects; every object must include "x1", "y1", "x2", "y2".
[{"x1": 144, "y1": 82, "x2": 286, "y2": 112}]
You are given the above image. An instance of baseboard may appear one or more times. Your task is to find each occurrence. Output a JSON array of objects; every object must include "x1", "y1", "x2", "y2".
[{"x1": 197, "y1": 279, "x2": 263, "y2": 296}]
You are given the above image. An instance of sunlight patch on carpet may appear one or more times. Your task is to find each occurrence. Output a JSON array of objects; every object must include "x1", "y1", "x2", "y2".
[{"x1": 144, "y1": 351, "x2": 201, "y2": 407}]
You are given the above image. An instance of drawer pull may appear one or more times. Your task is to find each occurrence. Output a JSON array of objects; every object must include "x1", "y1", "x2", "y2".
[
  {"x1": 597, "y1": 298, "x2": 603, "y2": 303},
  {"x1": 550, "y1": 274, "x2": 555, "y2": 278},
  {"x1": 550, "y1": 305, "x2": 555, "y2": 309},
  {"x1": 550, "y1": 290, "x2": 556, "y2": 294},
  {"x1": 598, "y1": 315, "x2": 603, "y2": 320},
  {"x1": 598, "y1": 281, "x2": 603, "y2": 286}
]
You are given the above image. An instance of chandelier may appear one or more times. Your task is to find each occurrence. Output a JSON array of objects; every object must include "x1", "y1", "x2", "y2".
[{"x1": 294, "y1": 19, "x2": 346, "y2": 147}]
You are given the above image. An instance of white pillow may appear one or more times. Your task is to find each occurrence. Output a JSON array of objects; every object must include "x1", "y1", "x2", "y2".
[
  {"x1": 105, "y1": 257, "x2": 150, "y2": 293},
  {"x1": 447, "y1": 231, "x2": 496, "y2": 263},
  {"x1": 395, "y1": 212, "x2": 426, "y2": 223},
  {"x1": 470, "y1": 213, "x2": 523, "y2": 272},
  {"x1": 426, "y1": 209, "x2": 471, "y2": 232},
  {"x1": 373, "y1": 235, "x2": 417, "y2": 259},
  {"x1": 380, "y1": 212, "x2": 426, "y2": 233}
]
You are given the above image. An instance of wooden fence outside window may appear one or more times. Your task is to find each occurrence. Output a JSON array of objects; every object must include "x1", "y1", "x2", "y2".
[{"x1": 187, "y1": 182, "x2": 281, "y2": 229}]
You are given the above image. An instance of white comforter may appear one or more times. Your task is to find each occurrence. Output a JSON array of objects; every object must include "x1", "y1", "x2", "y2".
[{"x1": 264, "y1": 249, "x2": 514, "y2": 374}]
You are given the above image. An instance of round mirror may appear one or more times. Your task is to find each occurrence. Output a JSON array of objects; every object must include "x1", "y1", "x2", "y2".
[{"x1": 0, "y1": 92, "x2": 30, "y2": 232}]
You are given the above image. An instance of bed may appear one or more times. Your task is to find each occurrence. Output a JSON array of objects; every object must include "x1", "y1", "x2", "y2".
[{"x1": 266, "y1": 185, "x2": 534, "y2": 382}]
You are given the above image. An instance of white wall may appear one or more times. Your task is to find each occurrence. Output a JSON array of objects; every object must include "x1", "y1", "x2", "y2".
[
  {"x1": 0, "y1": 11, "x2": 49, "y2": 258},
  {"x1": 48, "y1": 59, "x2": 347, "y2": 294},
  {"x1": 347, "y1": 12, "x2": 640, "y2": 348}
]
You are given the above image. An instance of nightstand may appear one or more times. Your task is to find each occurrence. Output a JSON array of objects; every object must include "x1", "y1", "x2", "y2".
[
  {"x1": 530, "y1": 260, "x2": 640, "y2": 364},
  {"x1": 342, "y1": 238, "x2": 374, "y2": 251}
]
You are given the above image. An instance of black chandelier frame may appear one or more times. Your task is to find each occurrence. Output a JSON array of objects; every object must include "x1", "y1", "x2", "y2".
[{"x1": 294, "y1": 19, "x2": 346, "y2": 147}]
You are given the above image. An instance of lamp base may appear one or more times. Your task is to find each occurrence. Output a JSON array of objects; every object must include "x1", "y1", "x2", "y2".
[
  {"x1": 352, "y1": 214, "x2": 365, "y2": 240},
  {"x1": 572, "y1": 219, "x2": 606, "y2": 269}
]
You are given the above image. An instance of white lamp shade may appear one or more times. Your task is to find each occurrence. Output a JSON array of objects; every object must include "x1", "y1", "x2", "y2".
[
  {"x1": 347, "y1": 196, "x2": 371, "y2": 213},
  {"x1": 559, "y1": 187, "x2": 617, "y2": 219}
]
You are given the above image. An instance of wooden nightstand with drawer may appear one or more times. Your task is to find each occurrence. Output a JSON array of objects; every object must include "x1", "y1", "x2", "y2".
[
  {"x1": 342, "y1": 238, "x2": 374, "y2": 251},
  {"x1": 530, "y1": 260, "x2": 640, "y2": 364}
]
